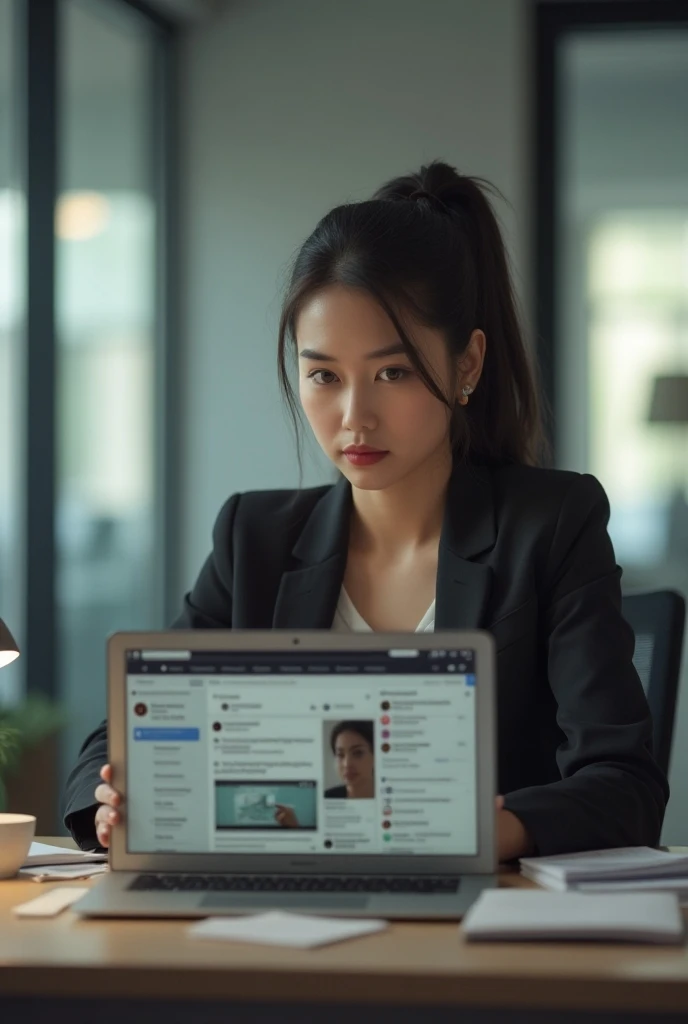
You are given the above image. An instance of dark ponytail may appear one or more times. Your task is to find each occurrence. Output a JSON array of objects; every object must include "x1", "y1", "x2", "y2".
[{"x1": 278, "y1": 160, "x2": 547, "y2": 468}]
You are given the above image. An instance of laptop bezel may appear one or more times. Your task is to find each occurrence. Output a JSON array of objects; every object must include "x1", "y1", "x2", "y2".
[{"x1": 108, "y1": 630, "x2": 497, "y2": 876}]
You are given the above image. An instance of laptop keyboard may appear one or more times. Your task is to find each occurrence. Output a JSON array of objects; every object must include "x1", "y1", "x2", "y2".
[{"x1": 128, "y1": 873, "x2": 460, "y2": 894}]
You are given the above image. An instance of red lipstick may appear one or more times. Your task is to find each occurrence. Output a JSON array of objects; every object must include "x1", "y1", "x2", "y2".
[{"x1": 343, "y1": 445, "x2": 389, "y2": 467}]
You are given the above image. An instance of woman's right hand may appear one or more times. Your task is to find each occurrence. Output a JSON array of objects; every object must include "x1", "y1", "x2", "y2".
[{"x1": 94, "y1": 763, "x2": 122, "y2": 848}]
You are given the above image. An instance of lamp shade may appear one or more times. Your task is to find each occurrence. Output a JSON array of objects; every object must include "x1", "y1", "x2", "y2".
[
  {"x1": 0, "y1": 618, "x2": 20, "y2": 669},
  {"x1": 648, "y1": 374, "x2": 688, "y2": 424}
]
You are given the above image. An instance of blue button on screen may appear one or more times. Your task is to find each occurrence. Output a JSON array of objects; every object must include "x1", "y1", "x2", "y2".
[{"x1": 133, "y1": 727, "x2": 200, "y2": 741}]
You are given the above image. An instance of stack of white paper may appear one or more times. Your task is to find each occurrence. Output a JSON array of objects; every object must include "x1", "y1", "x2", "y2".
[
  {"x1": 22, "y1": 863, "x2": 107, "y2": 882},
  {"x1": 462, "y1": 890, "x2": 684, "y2": 944},
  {"x1": 520, "y1": 847, "x2": 688, "y2": 901}
]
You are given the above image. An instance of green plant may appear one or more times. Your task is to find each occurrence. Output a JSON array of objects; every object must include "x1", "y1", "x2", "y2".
[{"x1": 0, "y1": 695, "x2": 67, "y2": 811}]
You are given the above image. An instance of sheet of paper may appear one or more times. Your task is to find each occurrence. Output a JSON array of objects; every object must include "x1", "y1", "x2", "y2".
[
  {"x1": 23, "y1": 842, "x2": 107, "y2": 867},
  {"x1": 462, "y1": 890, "x2": 685, "y2": 944},
  {"x1": 189, "y1": 911, "x2": 388, "y2": 948}
]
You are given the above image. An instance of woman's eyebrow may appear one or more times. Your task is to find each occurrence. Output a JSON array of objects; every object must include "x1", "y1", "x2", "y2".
[{"x1": 299, "y1": 342, "x2": 407, "y2": 361}]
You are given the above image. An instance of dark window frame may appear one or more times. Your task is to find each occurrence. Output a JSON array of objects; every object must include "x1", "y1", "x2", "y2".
[
  {"x1": 534, "y1": 0, "x2": 688, "y2": 460},
  {"x1": 18, "y1": 0, "x2": 179, "y2": 699}
]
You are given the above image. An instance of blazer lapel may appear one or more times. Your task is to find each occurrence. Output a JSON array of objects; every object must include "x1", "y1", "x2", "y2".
[
  {"x1": 435, "y1": 463, "x2": 496, "y2": 630},
  {"x1": 272, "y1": 463, "x2": 496, "y2": 631},
  {"x1": 272, "y1": 477, "x2": 351, "y2": 628}
]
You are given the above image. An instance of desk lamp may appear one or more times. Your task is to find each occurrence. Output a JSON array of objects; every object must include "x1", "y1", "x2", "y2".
[{"x1": 0, "y1": 618, "x2": 20, "y2": 669}]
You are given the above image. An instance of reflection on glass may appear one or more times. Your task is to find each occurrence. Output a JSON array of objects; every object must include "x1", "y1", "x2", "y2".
[
  {"x1": 0, "y1": 0, "x2": 23, "y2": 704},
  {"x1": 57, "y1": 0, "x2": 159, "y2": 776},
  {"x1": 587, "y1": 213, "x2": 688, "y2": 565}
]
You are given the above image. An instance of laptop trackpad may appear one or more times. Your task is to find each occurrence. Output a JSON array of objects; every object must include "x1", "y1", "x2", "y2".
[{"x1": 200, "y1": 893, "x2": 369, "y2": 910}]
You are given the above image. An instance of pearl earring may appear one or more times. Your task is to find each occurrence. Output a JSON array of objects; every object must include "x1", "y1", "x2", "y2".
[{"x1": 460, "y1": 384, "x2": 473, "y2": 405}]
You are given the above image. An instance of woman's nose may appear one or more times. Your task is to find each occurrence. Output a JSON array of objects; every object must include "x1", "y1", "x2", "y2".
[{"x1": 341, "y1": 385, "x2": 376, "y2": 433}]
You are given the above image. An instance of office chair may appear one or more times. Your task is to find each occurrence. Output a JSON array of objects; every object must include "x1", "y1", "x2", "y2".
[{"x1": 622, "y1": 590, "x2": 686, "y2": 777}]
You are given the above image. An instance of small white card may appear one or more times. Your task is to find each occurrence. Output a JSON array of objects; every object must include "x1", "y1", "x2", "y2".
[
  {"x1": 189, "y1": 911, "x2": 388, "y2": 948},
  {"x1": 13, "y1": 887, "x2": 90, "y2": 918}
]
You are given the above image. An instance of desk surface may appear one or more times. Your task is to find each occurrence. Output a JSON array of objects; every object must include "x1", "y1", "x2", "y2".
[{"x1": 1, "y1": 837, "x2": 687, "y2": 1015}]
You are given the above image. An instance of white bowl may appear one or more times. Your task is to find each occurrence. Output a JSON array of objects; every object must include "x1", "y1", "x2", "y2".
[{"x1": 0, "y1": 813, "x2": 37, "y2": 879}]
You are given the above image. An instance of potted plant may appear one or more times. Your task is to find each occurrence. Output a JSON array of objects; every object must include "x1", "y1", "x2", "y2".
[
  {"x1": 0, "y1": 717, "x2": 21, "y2": 811},
  {"x1": 0, "y1": 697, "x2": 67, "y2": 828}
]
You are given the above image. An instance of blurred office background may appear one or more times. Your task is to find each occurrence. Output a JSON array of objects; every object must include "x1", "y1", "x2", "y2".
[{"x1": 0, "y1": 0, "x2": 686, "y2": 840}]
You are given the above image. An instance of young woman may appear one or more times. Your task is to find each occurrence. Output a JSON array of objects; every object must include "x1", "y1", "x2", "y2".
[
  {"x1": 325, "y1": 721, "x2": 376, "y2": 799},
  {"x1": 64, "y1": 161, "x2": 668, "y2": 860}
]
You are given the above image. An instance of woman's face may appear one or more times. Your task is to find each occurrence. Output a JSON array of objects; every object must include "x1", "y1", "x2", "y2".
[
  {"x1": 296, "y1": 284, "x2": 457, "y2": 491},
  {"x1": 334, "y1": 729, "x2": 374, "y2": 792}
]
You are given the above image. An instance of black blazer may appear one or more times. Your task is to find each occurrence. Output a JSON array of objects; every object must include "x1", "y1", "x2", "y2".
[{"x1": 64, "y1": 462, "x2": 669, "y2": 854}]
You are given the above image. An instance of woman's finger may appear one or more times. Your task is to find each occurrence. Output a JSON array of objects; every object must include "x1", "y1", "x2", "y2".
[
  {"x1": 94, "y1": 783, "x2": 120, "y2": 807},
  {"x1": 95, "y1": 804, "x2": 120, "y2": 827},
  {"x1": 96, "y1": 822, "x2": 111, "y2": 847},
  {"x1": 100, "y1": 764, "x2": 112, "y2": 783}
]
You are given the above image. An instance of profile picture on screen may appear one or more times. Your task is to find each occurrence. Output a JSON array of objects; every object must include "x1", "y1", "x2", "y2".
[{"x1": 323, "y1": 720, "x2": 375, "y2": 799}]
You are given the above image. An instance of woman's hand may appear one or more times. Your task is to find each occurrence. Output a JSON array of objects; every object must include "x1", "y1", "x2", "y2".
[
  {"x1": 94, "y1": 763, "x2": 122, "y2": 848},
  {"x1": 496, "y1": 794, "x2": 535, "y2": 862},
  {"x1": 274, "y1": 804, "x2": 299, "y2": 828}
]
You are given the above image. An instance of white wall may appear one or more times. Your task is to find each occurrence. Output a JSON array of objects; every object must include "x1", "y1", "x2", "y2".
[{"x1": 178, "y1": 0, "x2": 531, "y2": 586}]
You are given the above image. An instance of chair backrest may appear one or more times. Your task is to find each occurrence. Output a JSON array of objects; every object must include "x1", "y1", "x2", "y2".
[{"x1": 621, "y1": 590, "x2": 686, "y2": 777}]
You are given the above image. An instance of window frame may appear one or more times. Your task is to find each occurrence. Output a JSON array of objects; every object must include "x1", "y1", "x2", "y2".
[
  {"x1": 16, "y1": 0, "x2": 179, "y2": 700},
  {"x1": 534, "y1": 0, "x2": 688, "y2": 460}
]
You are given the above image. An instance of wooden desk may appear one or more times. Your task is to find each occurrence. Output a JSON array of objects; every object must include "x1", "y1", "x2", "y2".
[{"x1": 1, "y1": 839, "x2": 688, "y2": 1024}]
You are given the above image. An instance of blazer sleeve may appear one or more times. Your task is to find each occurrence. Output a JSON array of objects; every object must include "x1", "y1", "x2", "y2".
[
  {"x1": 502, "y1": 474, "x2": 670, "y2": 856},
  {"x1": 62, "y1": 494, "x2": 240, "y2": 849}
]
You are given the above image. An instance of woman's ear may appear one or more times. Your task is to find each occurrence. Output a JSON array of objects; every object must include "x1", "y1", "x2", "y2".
[{"x1": 456, "y1": 329, "x2": 486, "y2": 404}]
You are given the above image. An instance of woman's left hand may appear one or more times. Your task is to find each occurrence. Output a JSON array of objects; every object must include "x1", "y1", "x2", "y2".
[
  {"x1": 496, "y1": 794, "x2": 535, "y2": 862},
  {"x1": 274, "y1": 804, "x2": 299, "y2": 828}
]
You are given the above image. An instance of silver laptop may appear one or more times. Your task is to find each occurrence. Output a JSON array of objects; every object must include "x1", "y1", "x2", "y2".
[{"x1": 74, "y1": 630, "x2": 497, "y2": 920}]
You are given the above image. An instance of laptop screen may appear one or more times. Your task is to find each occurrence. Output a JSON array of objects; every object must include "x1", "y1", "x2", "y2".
[{"x1": 124, "y1": 646, "x2": 478, "y2": 857}]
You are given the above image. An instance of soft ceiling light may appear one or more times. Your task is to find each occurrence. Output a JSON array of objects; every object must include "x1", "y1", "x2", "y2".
[{"x1": 56, "y1": 191, "x2": 111, "y2": 241}]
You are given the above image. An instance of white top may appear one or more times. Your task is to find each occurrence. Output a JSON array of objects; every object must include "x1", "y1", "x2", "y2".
[{"x1": 331, "y1": 586, "x2": 435, "y2": 633}]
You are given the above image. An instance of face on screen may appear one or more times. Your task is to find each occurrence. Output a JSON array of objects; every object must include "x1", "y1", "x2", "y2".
[{"x1": 333, "y1": 728, "x2": 375, "y2": 798}]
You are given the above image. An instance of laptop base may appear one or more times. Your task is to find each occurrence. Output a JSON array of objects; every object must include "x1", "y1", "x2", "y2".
[{"x1": 73, "y1": 872, "x2": 497, "y2": 920}]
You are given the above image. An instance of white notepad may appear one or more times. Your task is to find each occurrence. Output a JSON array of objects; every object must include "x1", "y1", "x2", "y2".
[{"x1": 462, "y1": 890, "x2": 685, "y2": 944}]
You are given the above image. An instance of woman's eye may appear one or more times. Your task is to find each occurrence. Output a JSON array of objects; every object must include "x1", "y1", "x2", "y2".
[
  {"x1": 308, "y1": 369, "x2": 338, "y2": 385},
  {"x1": 377, "y1": 367, "x2": 410, "y2": 382}
]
